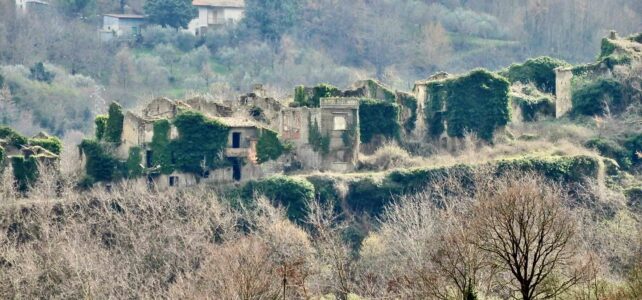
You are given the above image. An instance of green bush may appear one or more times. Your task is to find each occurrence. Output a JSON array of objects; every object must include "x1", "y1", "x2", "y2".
[
  {"x1": 0, "y1": 126, "x2": 28, "y2": 149},
  {"x1": 624, "y1": 134, "x2": 642, "y2": 165},
  {"x1": 246, "y1": 175, "x2": 315, "y2": 221},
  {"x1": 94, "y1": 115, "x2": 108, "y2": 140},
  {"x1": 425, "y1": 69, "x2": 510, "y2": 141},
  {"x1": 293, "y1": 83, "x2": 341, "y2": 107},
  {"x1": 585, "y1": 138, "x2": 632, "y2": 170},
  {"x1": 503, "y1": 56, "x2": 570, "y2": 94},
  {"x1": 171, "y1": 111, "x2": 230, "y2": 175},
  {"x1": 0, "y1": 146, "x2": 4, "y2": 167},
  {"x1": 572, "y1": 78, "x2": 624, "y2": 116},
  {"x1": 495, "y1": 155, "x2": 600, "y2": 183},
  {"x1": 599, "y1": 38, "x2": 617, "y2": 59},
  {"x1": 11, "y1": 155, "x2": 39, "y2": 192},
  {"x1": 256, "y1": 128, "x2": 284, "y2": 163},
  {"x1": 29, "y1": 62, "x2": 55, "y2": 84},
  {"x1": 359, "y1": 98, "x2": 400, "y2": 143},
  {"x1": 104, "y1": 103, "x2": 124, "y2": 144},
  {"x1": 151, "y1": 119, "x2": 174, "y2": 174},
  {"x1": 365, "y1": 79, "x2": 396, "y2": 102},
  {"x1": 28, "y1": 136, "x2": 62, "y2": 155},
  {"x1": 80, "y1": 139, "x2": 122, "y2": 182},
  {"x1": 126, "y1": 147, "x2": 144, "y2": 178}
]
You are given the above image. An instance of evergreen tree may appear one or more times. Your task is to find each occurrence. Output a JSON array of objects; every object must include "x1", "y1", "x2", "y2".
[
  {"x1": 144, "y1": 0, "x2": 196, "y2": 29},
  {"x1": 243, "y1": 0, "x2": 302, "y2": 41}
]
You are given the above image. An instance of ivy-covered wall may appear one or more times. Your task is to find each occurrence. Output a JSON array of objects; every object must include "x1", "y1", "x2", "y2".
[
  {"x1": 0, "y1": 146, "x2": 4, "y2": 167},
  {"x1": 502, "y1": 56, "x2": 570, "y2": 94},
  {"x1": 11, "y1": 155, "x2": 39, "y2": 192},
  {"x1": 256, "y1": 128, "x2": 284, "y2": 163},
  {"x1": 151, "y1": 119, "x2": 174, "y2": 174},
  {"x1": 126, "y1": 146, "x2": 143, "y2": 178},
  {"x1": 359, "y1": 98, "x2": 400, "y2": 143},
  {"x1": 80, "y1": 139, "x2": 123, "y2": 183},
  {"x1": 424, "y1": 69, "x2": 511, "y2": 141},
  {"x1": 398, "y1": 93, "x2": 418, "y2": 133},
  {"x1": 104, "y1": 103, "x2": 124, "y2": 144},
  {"x1": 308, "y1": 115, "x2": 330, "y2": 154},
  {"x1": 170, "y1": 111, "x2": 230, "y2": 175},
  {"x1": 94, "y1": 115, "x2": 108, "y2": 141}
]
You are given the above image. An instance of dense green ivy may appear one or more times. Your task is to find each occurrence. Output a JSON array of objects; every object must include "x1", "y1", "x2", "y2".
[
  {"x1": 502, "y1": 56, "x2": 570, "y2": 94},
  {"x1": 256, "y1": 128, "x2": 284, "y2": 163},
  {"x1": 359, "y1": 98, "x2": 400, "y2": 143},
  {"x1": 80, "y1": 139, "x2": 122, "y2": 182},
  {"x1": 585, "y1": 138, "x2": 632, "y2": 170},
  {"x1": 0, "y1": 146, "x2": 4, "y2": 167},
  {"x1": 94, "y1": 115, "x2": 108, "y2": 141},
  {"x1": 398, "y1": 93, "x2": 418, "y2": 133},
  {"x1": 171, "y1": 111, "x2": 230, "y2": 175},
  {"x1": 126, "y1": 146, "x2": 144, "y2": 178},
  {"x1": 599, "y1": 38, "x2": 617, "y2": 59},
  {"x1": 151, "y1": 119, "x2": 174, "y2": 174},
  {"x1": 308, "y1": 116, "x2": 330, "y2": 155},
  {"x1": 28, "y1": 136, "x2": 62, "y2": 155},
  {"x1": 424, "y1": 69, "x2": 510, "y2": 141},
  {"x1": 11, "y1": 155, "x2": 39, "y2": 192},
  {"x1": 0, "y1": 126, "x2": 28, "y2": 148},
  {"x1": 495, "y1": 155, "x2": 600, "y2": 183},
  {"x1": 243, "y1": 175, "x2": 315, "y2": 221},
  {"x1": 104, "y1": 103, "x2": 124, "y2": 144},
  {"x1": 293, "y1": 83, "x2": 341, "y2": 108},
  {"x1": 572, "y1": 78, "x2": 624, "y2": 116},
  {"x1": 365, "y1": 79, "x2": 396, "y2": 102},
  {"x1": 341, "y1": 111, "x2": 358, "y2": 153}
]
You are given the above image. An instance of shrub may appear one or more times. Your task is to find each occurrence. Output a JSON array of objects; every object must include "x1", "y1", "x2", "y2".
[
  {"x1": 293, "y1": 83, "x2": 341, "y2": 108},
  {"x1": 495, "y1": 155, "x2": 600, "y2": 183},
  {"x1": 510, "y1": 85, "x2": 555, "y2": 122},
  {"x1": 0, "y1": 126, "x2": 28, "y2": 148},
  {"x1": 308, "y1": 116, "x2": 330, "y2": 154},
  {"x1": 11, "y1": 155, "x2": 39, "y2": 192},
  {"x1": 599, "y1": 38, "x2": 617, "y2": 59},
  {"x1": 624, "y1": 134, "x2": 642, "y2": 165},
  {"x1": 28, "y1": 136, "x2": 62, "y2": 155},
  {"x1": 256, "y1": 128, "x2": 284, "y2": 163},
  {"x1": 585, "y1": 138, "x2": 632, "y2": 170},
  {"x1": 171, "y1": 111, "x2": 230, "y2": 175},
  {"x1": 29, "y1": 62, "x2": 55, "y2": 84},
  {"x1": 503, "y1": 56, "x2": 570, "y2": 94},
  {"x1": 359, "y1": 98, "x2": 400, "y2": 143},
  {"x1": 572, "y1": 78, "x2": 624, "y2": 116},
  {"x1": 425, "y1": 69, "x2": 510, "y2": 141},
  {"x1": 80, "y1": 139, "x2": 122, "y2": 182},
  {"x1": 104, "y1": 103, "x2": 124, "y2": 144},
  {"x1": 247, "y1": 176, "x2": 315, "y2": 221},
  {"x1": 94, "y1": 115, "x2": 108, "y2": 140}
]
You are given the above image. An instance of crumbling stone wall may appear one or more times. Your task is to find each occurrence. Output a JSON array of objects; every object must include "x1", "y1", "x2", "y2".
[{"x1": 554, "y1": 67, "x2": 573, "y2": 118}]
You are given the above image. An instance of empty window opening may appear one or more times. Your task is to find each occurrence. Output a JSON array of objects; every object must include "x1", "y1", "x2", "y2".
[
  {"x1": 333, "y1": 115, "x2": 347, "y2": 131},
  {"x1": 146, "y1": 150, "x2": 153, "y2": 168},
  {"x1": 232, "y1": 132, "x2": 241, "y2": 148},
  {"x1": 169, "y1": 176, "x2": 179, "y2": 187}
]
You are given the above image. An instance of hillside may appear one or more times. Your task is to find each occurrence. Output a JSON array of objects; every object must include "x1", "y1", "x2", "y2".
[{"x1": 0, "y1": 1, "x2": 642, "y2": 299}]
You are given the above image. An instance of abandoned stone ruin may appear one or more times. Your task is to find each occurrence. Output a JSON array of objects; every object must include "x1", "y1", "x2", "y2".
[
  {"x1": 0, "y1": 129, "x2": 61, "y2": 191},
  {"x1": 73, "y1": 31, "x2": 642, "y2": 189}
]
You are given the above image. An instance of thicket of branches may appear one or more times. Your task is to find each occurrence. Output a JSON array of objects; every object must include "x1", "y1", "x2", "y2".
[{"x1": 0, "y1": 165, "x2": 639, "y2": 299}]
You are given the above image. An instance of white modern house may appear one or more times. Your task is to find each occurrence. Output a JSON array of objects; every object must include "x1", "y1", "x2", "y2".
[
  {"x1": 15, "y1": 0, "x2": 49, "y2": 14},
  {"x1": 100, "y1": 14, "x2": 147, "y2": 42},
  {"x1": 189, "y1": 0, "x2": 245, "y2": 35}
]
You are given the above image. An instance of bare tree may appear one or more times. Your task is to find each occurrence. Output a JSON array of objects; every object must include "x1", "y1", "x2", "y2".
[{"x1": 473, "y1": 173, "x2": 583, "y2": 300}]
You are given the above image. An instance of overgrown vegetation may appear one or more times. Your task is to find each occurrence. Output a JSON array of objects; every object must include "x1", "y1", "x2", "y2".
[
  {"x1": 398, "y1": 93, "x2": 418, "y2": 133},
  {"x1": 308, "y1": 116, "x2": 330, "y2": 155},
  {"x1": 242, "y1": 175, "x2": 315, "y2": 221},
  {"x1": 424, "y1": 69, "x2": 511, "y2": 141},
  {"x1": 10, "y1": 155, "x2": 39, "y2": 192},
  {"x1": 256, "y1": 128, "x2": 284, "y2": 163},
  {"x1": 79, "y1": 139, "x2": 122, "y2": 183},
  {"x1": 510, "y1": 84, "x2": 555, "y2": 121},
  {"x1": 572, "y1": 78, "x2": 624, "y2": 116},
  {"x1": 359, "y1": 98, "x2": 400, "y2": 143},
  {"x1": 293, "y1": 84, "x2": 342, "y2": 108},
  {"x1": 502, "y1": 56, "x2": 570, "y2": 94},
  {"x1": 104, "y1": 103, "x2": 124, "y2": 144},
  {"x1": 126, "y1": 147, "x2": 144, "y2": 179},
  {"x1": 150, "y1": 119, "x2": 173, "y2": 174},
  {"x1": 28, "y1": 136, "x2": 63, "y2": 155},
  {"x1": 171, "y1": 111, "x2": 230, "y2": 175}
]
